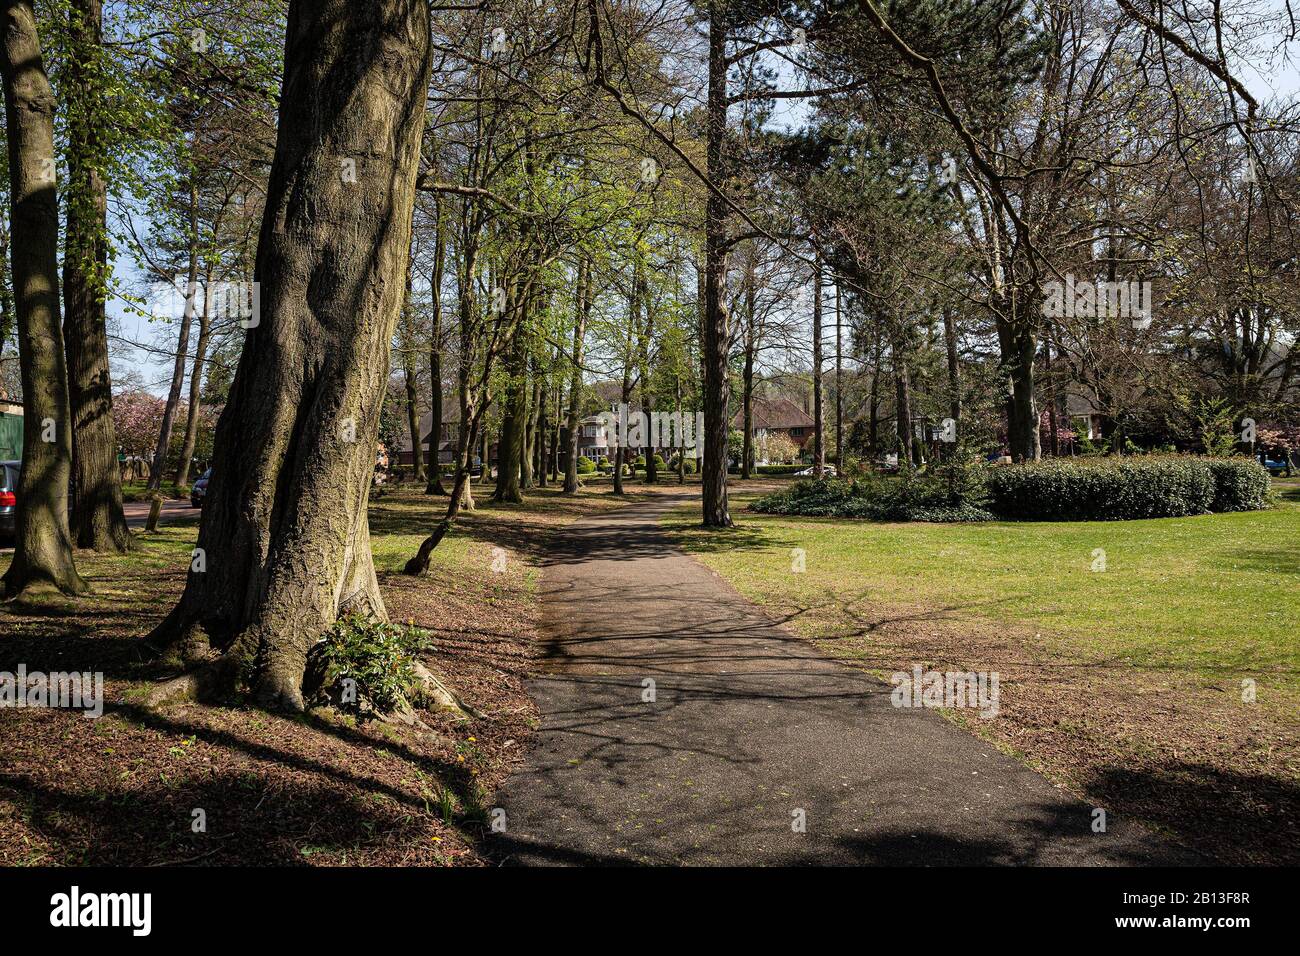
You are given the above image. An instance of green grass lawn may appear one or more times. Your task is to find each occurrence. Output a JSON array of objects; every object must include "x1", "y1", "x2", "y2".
[{"x1": 671, "y1": 476, "x2": 1300, "y2": 698}]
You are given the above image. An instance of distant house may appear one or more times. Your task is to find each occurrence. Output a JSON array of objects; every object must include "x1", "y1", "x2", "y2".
[
  {"x1": 394, "y1": 410, "x2": 496, "y2": 468},
  {"x1": 0, "y1": 397, "x2": 22, "y2": 461},
  {"x1": 570, "y1": 403, "x2": 690, "y2": 461},
  {"x1": 731, "y1": 397, "x2": 815, "y2": 461}
]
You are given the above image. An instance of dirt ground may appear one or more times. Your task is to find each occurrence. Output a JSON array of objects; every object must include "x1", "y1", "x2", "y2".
[{"x1": 0, "y1": 481, "x2": 670, "y2": 866}]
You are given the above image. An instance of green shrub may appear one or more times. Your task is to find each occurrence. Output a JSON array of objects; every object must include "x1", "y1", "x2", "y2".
[
  {"x1": 1208, "y1": 458, "x2": 1274, "y2": 512},
  {"x1": 986, "y1": 457, "x2": 1223, "y2": 520},
  {"x1": 756, "y1": 464, "x2": 804, "y2": 475},
  {"x1": 576, "y1": 456, "x2": 596, "y2": 474},
  {"x1": 310, "y1": 613, "x2": 430, "y2": 713},
  {"x1": 752, "y1": 475, "x2": 994, "y2": 523}
]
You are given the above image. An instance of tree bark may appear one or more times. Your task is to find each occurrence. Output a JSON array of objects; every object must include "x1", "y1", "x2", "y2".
[
  {"x1": 147, "y1": 0, "x2": 432, "y2": 711},
  {"x1": 425, "y1": 206, "x2": 448, "y2": 495},
  {"x1": 175, "y1": 272, "x2": 212, "y2": 488},
  {"x1": 700, "y1": 7, "x2": 732, "y2": 526},
  {"x1": 834, "y1": 282, "x2": 843, "y2": 472},
  {"x1": 892, "y1": 325, "x2": 914, "y2": 469},
  {"x1": 147, "y1": 184, "x2": 197, "y2": 492},
  {"x1": 0, "y1": 0, "x2": 88, "y2": 596},
  {"x1": 61, "y1": 0, "x2": 130, "y2": 551},
  {"x1": 812, "y1": 256, "x2": 824, "y2": 476},
  {"x1": 494, "y1": 295, "x2": 525, "y2": 503},
  {"x1": 562, "y1": 256, "x2": 589, "y2": 494},
  {"x1": 740, "y1": 259, "x2": 755, "y2": 478}
]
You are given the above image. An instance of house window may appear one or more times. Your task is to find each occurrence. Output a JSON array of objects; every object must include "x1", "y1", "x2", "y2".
[{"x1": 789, "y1": 427, "x2": 803, "y2": 437}]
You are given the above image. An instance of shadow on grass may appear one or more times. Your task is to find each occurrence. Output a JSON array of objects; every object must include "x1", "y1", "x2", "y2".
[{"x1": 1084, "y1": 760, "x2": 1300, "y2": 866}]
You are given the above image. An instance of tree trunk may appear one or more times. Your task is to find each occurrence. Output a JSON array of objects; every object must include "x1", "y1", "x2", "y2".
[
  {"x1": 61, "y1": 0, "x2": 130, "y2": 552},
  {"x1": 425, "y1": 203, "x2": 448, "y2": 494},
  {"x1": 562, "y1": 257, "x2": 589, "y2": 494},
  {"x1": 893, "y1": 337, "x2": 914, "y2": 469},
  {"x1": 0, "y1": 0, "x2": 88, "y2": 596},
  {"x1": 175, "y1": 272, "x2": 213, "y2": 488},
  {"x1": 997, "y1": 291, "x2": 1040, "y2": 462},
  {"x1": 535, "y1": 374, "x2": 548, "y2": 488},
  {"x1": 147, "y1": 184, "x2": 198, "y2": 492},
  {"x1": 740, "y1": 261, "x2": 755, "y2": 479},
  {"x1": 147, "y1": 0, "x2": 432, "y2": 711},
  {"x1": 834, "y1": 281, "x2": 843, "y2": 471},
  {"x1": 494, "y1": 299, "x2": 525, "y2": 503},
  {"x1": 636, "y1": 264, "x2": 657, "y2": 484},
  {"x1": 812, "y1": 257, "x2": 824, "y2": 476},
  {"x1": 700, "y1": 8, "x2": 732, "y2": 526},
  {"x1": 521, "y1": 359, "x2": 538, "y2": 489}
]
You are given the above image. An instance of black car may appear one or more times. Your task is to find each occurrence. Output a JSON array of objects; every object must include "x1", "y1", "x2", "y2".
[
  {"x1": 191, "y1": 468, "x2": 212, "y2": 508},
  {"x1": 0, "y1": 460, "x2": 18, "y2": 540}
]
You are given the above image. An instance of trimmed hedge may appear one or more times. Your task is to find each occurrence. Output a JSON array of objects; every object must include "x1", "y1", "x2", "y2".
[
  {"x1": 756, "y1": 464, "x2": 805, "y2": 475},
  {"x1": 986, "y1": 456, "x2": 1272, "y2": 520},
  {"x1": 1208, "y1": 459, "x2": 1274, "y2": 512},
  {"x1": 752, "y1": 477, "x2": 994, "y2": 523}
]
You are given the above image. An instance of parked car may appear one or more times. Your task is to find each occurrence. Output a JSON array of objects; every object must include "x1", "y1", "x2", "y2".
[
  {"x1": 190, "y1": 468, "x2": 212, "y2": 508},
  {"x1": 795, "y1": 464, "x2": 838, "y2": 477},
  {"x1": 0, "y1": 460, "x2": 18, "y2": 540}
]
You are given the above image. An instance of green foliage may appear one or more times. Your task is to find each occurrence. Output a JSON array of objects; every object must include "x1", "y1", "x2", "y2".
[
  {"x1": 1208, "y1": 459, "x2": 1275, "y2": 512},
  {"x1": 576, "y1": 456, "x2": 597, "y2": 474},
  {"x1": 312, "y1": 613, "x2": 430, "y2": 713},
  {"x1": 752, "y1": 473, "x2": 994, "y2": 522},
  {"x1": 985, "y1": 456, "x2": 1272, "y2": 520}
]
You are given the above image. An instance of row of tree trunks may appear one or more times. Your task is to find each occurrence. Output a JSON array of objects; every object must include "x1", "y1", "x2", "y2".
[
  {"x1": 147, "y1": 0, "x2": 433, "y2": 711},
  {"x1": 0, "y1": 0, "x2": 88, "y2": 596}
]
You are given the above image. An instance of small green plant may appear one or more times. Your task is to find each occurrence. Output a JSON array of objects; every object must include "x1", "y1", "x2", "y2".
[{"x1": 309, "y1": 613, "x2": 430, "y2": 713}]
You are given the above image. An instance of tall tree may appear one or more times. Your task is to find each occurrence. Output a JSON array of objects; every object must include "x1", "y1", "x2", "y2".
[
  {"x1": 147, "y1": 0, "x2": 432, "y2": 710},
  {"x1": 0, "y1": 0, "x2": 87, "y2": 597},
  {"x1": 62, "y1": 0, "x2": 130, "y2": 551}
]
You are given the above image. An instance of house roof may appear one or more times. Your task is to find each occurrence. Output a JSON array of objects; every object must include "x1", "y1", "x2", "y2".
[{"x1": 732, "y1": 397, "x2": 814, "y2": 431}]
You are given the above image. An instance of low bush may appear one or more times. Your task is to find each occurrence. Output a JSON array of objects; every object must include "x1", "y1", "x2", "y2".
[
  {"x1": 985, "y1": 456, "x2": 1271, "y2": 520},
  {"x1": 576, "y1": 456, "x2": 597, "y2": 474},
  {"x1": 756, "y1": 464, "x2": 804, "y2": 475},
  {"x1": 1208, "y1": 458, "x2": 1274, "y2": 512},
  {"x1": 752, "y1": 474, "x2": 994, "y2": 523}
]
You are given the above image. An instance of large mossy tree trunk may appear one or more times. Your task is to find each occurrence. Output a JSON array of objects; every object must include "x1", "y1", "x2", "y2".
[
  {"x1": 62, "y1": 0, "x2": 130, "y2": 551},
  {"x1": 148, "y1": 0, "x2": 432, "y2": 711},
  {"x1": 1, "y1": 0, "x2": 88, "y2": 597}
]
